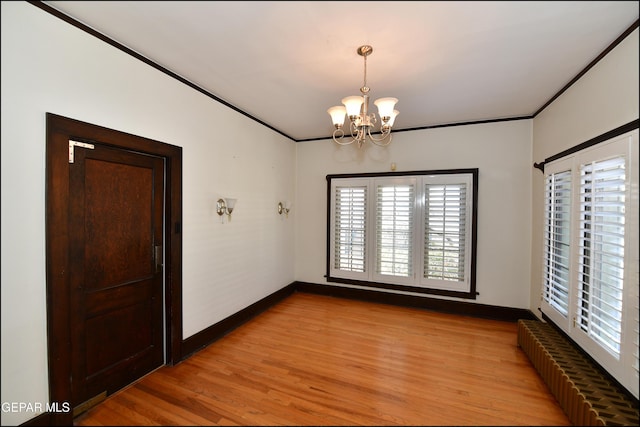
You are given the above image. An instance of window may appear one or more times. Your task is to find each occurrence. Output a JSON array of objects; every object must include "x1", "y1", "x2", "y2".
[
  {"x1": 327, "y1": 169, "x2": 477, "y2": 299},
  {"x1": 541, "y1": 129, "x2": 639, "y2": 399}
]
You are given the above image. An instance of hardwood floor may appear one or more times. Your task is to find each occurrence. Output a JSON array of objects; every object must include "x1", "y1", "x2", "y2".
[{"x1": 74, "y1": 292, "x2": 570, "y2": 426}]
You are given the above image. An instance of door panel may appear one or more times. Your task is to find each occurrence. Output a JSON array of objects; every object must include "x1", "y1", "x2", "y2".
[
  {"x1": 68, "y1": 143, "x2": 164, "y2": 407},
  {"x1": 84, "y1": 158, "x2": 154, "y2": 287}
]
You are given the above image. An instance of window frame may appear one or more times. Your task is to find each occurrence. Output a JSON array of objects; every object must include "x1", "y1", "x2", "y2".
[{"x1": 326, "y1": 169, "x2": 478, "y2": 299}]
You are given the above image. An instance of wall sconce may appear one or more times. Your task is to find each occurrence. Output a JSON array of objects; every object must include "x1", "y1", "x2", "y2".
[
  {"x1": 277, "y1": 201, "x2": 291, "y2": 218},
  {"x1": 216, "y1": 198, "x2": 237, "y2": 223}
]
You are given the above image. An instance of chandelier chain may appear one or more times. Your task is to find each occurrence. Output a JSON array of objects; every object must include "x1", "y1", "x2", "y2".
[{"x1": 363, "y1": 52, "x2": 367, "y2": 91}]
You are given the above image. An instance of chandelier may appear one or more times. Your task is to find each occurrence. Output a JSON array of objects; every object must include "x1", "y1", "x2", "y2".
[{"x1": 327, "y1": 45, "x2": 399, "y2": 147}]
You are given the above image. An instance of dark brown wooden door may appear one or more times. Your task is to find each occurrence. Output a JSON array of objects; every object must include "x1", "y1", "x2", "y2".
[{"x1": 68, "y1": 143, "x2": 165, "y2": 408}]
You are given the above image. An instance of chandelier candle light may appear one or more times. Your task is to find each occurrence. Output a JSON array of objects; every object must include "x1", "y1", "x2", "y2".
[{"x1": 327, "y1": 45, "x2": 399, "y2": 147}]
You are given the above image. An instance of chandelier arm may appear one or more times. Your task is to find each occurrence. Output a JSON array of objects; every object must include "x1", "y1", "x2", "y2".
[
  {"x1": 367, "y1": 126, "x2": 391, "y2": 140},
  {"x1": 350, "y1": 121, "x2": 367, "y2": 143},
  {"x1": 350, "y1": 120, "x2": 359, "y2": 137},
  {"x1": 332, "y1": 129, "x2": 357, "y2": 145},
  {"x1": 366, "y1": 127, "x2": 393, "y2": 146}
]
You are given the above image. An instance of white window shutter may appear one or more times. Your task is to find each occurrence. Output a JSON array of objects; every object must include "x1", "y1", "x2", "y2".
[
  {"x1": 424, "y1": 183, "x2": 467, "y2": 282},
  {"x1": 375, "y1": 183, "x2": 414, "y2": 278},
  {"x1": 542, "y1": 170, "x2": 572, "y2": 317},
  {"x1": 334, "y1": 185, "x2": 368, "y2": 273},
  {"x1": 576, "y1": 156, "x2": 626, "y2": 358}
]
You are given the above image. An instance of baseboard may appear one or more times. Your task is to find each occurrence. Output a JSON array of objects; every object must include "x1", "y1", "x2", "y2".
[{"x1": 294, "y1": 281, "x2": 538, "y2": 322}]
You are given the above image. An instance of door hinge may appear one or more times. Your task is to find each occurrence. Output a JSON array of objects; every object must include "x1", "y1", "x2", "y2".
[{"x1": 69, "y1": 140, "x2": 95, "y2": 163}]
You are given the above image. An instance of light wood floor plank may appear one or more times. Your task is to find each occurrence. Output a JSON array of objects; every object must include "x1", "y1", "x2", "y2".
[{"x1": 75, "y1": 292, "x2": 570, "y2": 426}]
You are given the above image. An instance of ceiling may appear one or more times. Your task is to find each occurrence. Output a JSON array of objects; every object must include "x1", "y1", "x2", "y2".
[{"x1": 42, "y1": 1, "x2": 639, "y2": 141}]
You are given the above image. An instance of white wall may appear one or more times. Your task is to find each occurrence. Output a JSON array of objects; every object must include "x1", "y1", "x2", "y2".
[
  {"x1": 530, "y1": 28, "x2": 639, "y2": 316},
  {"x1": 0, "y1": 3, "x2": 295, "y2": 425},
  {"x1": 295, "y1": 119, "x2": 533, "y2": 309}
]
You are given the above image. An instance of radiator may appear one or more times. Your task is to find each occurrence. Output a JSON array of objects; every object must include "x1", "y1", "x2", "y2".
[{"x1": 517, "y1": 319, "x2": 639, "y2": 426}]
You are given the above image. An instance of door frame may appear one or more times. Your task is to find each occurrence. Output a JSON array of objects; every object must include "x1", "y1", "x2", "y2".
[{"x1": 45, "y1": 113, "x2": 183, "y2": 425}]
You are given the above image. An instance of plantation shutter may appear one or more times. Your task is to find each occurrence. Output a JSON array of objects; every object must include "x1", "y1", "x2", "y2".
[
  {"x1": 542, "y1": 170, "x2": 572, "y2": 317},
  {"x1": 424, "y1": 183, "x2": 467, "y2": 282},
  {"x1": 376, "y1": 183, "x2": 414, "y2": 277},
  {"x1": 334, "y1": 186, "x2": 367, "y2": 272},
  {"x1": 577, "y1": 156, "x2": 626, "y2": 358}
]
